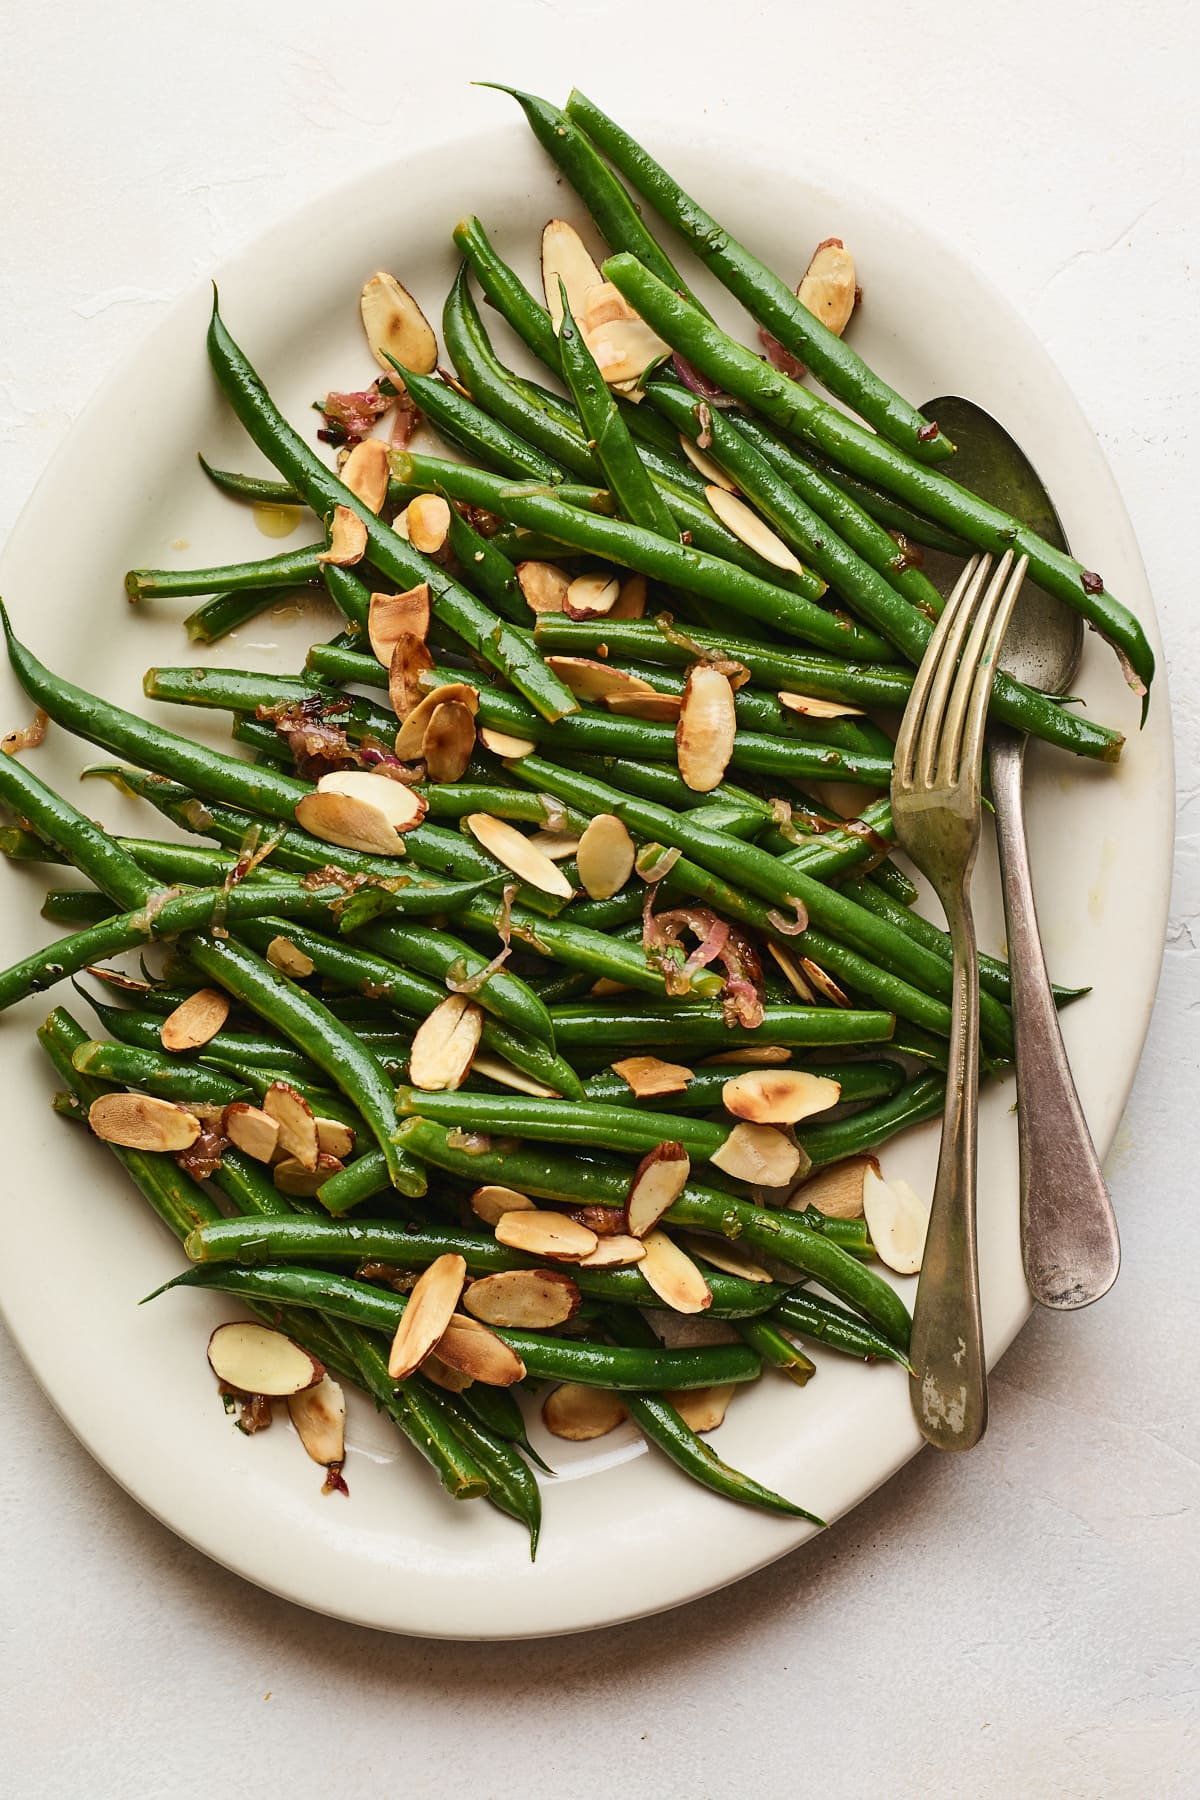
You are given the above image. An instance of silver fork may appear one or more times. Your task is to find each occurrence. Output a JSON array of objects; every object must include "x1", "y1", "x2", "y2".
[{"x1": 891, "y1": 550, "x2": 1028, "y2": 1452}]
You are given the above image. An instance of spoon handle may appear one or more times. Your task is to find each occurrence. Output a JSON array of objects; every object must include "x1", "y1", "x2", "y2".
[{"x1": 989, "y1": 731, "x2": 1121, "y2": 1308}]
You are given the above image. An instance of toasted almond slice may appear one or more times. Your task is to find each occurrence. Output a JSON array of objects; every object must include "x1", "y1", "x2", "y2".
[
  {"x1": 663, "y1": 1383, "x2": 736, "y2": 1433},
  {"x1": 315, "y1": 1117, "x2": 356, "y2": 1160},
  {"x1": 287, "y1": 1373, "x2": 346, "y2": 1467},
  {"x1": 678, "y1": 1233, "x2": 773, "y2": 1283},
  {"x1": 862, "y1": 1167, "x2": 930, "y2": 1275},
  {"x1": 626, "y1": 1142, "x2": 691, "y2": 1239},
  {"x1": 768, "y1": 941, "x2": 817, "y2": 1002},
  {"x1": 316, "y1": 768, "x2": 426, "y2": 833},
  {"x1": 370, "y1": 584, "x2": 431, "y2": 664},
  {"x1": 408, "y1": 993, "x2": 483, "y2": 1091},
  {"x1": 701, "y1": 1045, "x2": 793, "y2": 1067},
  {"x1": 394, "y1": 681, "x2": 479, "y2": 757},
  {"x1": 273, "y1": 1152, "x2": 344, "y2": 1197},
  {"x1": 406, "y1": 493, "x2": 451, "y2": 556},
  {"x1": 581, "y1": 279, "x2": 635, "y2": 331},
  {"x1": 705, "y1": 485, "x2": 804, "y2": 575},
  {"x1": 421, "y1": 1352, "x2": 475, "y2": 1393},
  {"x1": 638, "y1": 1229, "x2": 712, "y2": 1314},
  {"x1": 526, "y1": 829, "x2": 581, "y2": 863},
  {"x1": 575, "y1": 814, "x2": 636, "y2": 900},
  {"x1": 590, "y1": 977, "x2": 631, "y2": 997},
  {"x1": 360, "y1": 271, "x2": 438, "y2": 374},
  {"x1": 470, "y1": 1183, "x2": 535, "y2": 1227},
  {"x1": 576, "y1": 1234, "x2": 647, "y2": 1269},
  {"x1": 798, "y1": 238, "x2": 857, "y2": 337},
  {"x1": 778, "y1": 691, "x2": 865, "y2": 719},
  {"x1": 799, "y1": 957, "x2": 852, "y2": 1007},
  {"x1": 604, "y1": 689, "x2": 683, "y2": 722},
  {"x1": 88, "y1": 1092, "x2": 200, "y2": 1152},
  {"x1": 566, "y1": 1205, "x2": 627, "y2": 1238},
  {"x1": 543, "y1": 656, "x2": 656, "y2": 704},
  {"x1": 678, "y1": 433, "x2": 736, "y2": 491},
  {"x1": 222, "y1": 1102, "x2": 281, "y2": 1163},
  {"x1": 159, "y1": 986, "x2": 230, "y2": 1053},
  {"x1": 387, "y1": 1253, "x2": 468, "y2": 1380},
  {"x1": 464, "y1": 1269, "x2": 581, "y2": 1330},
  {"x1": 610, "y1": 1055, "x2": 693, "y2": 1098},
  {"x1": 722, "y1": 1067, "x2": 842, "y2": 1125},
  {"x1": 479, "y1": 725, "x2": 537, "y2": 758},
  {"x1": 208, "y1": 1321, "x2": 324, "y2": 1396},
  {"x1": 608, "y1": 574, "x2": 648, "y2": 620},
  {"x1": 340, "y1": 437, "x2": 390, "y2": 514},
  {"x1": 494, "y1": 1209, "x2": 597, "y2": 1262},
  {"x1": 542, "y1": 220, "x2": 604, "y2": 332},
  {"x1": 788, "y1": 1154, "x2": 879, "y2": 1221},
  {"x1": 422, "y1": 699, "x2": 476, "y2": 784},
  {"x1": 266, "y1": 935, "x2": 315, "y2": 978},
  {"x1": 516, "y1": 559, "x2": 571, "y2": 615},
  {"x1": 710, "y1": 1121, "x2": 801, "y2": 1187},
  {"x1": 469, "y1": 1051, "x2": 560, "y2": 1099},
  {"x1": 262, "y1": 1080, "x2": 319, "y2": 1172},
  {"x1": 317, "y1": 505, "x2": 367, "y2": 568},
  {"x1": 565, "y1": 572, "x2": 620, "y2": 619},
  {"x1": 434, "y1": 1312, "x2": 526, "y2": 1386},
  {"x1": 294, "y1": 789, "x2": 410, "y2": 858},
  {"x1": 464, "y1": 814, "x2": 574, "y2": 899},
  {"x1": 676, "y1": 663, "x2": 736, "y2": 794},
  {"x1": 582, "y1": 313, "x2": 671, "y2": 385},
  {"x1": 543, "y1": 1382, "x2": 627, "y2": 1441}
]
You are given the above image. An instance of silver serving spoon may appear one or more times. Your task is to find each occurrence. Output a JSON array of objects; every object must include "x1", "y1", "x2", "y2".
[{"x1": 922, "y1": 395, "x2": 1120, "y2": 1309}]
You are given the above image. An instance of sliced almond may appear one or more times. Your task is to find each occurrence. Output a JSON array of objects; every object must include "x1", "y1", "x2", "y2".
[
  {"x1": 294, "y1": 788, "x2": 410, "y2": 858},
  {"x1": 705, "y1": 485, "x2": 804, "y2": 576},
  {"x1": 421, "y1": 1352, "x2": 475, "y2": 1393},
  {"x1": 768, "y1": 942, "x2": 817, "y2": 1002},
  {"x1": 575, "y1": 817, "x2": 636, "y2": 902},
  {"x1": 576, "y1": 1234, "x2": 647, "y2": 1269},
  {"x1": 340, "y1": 438, "x2": 390, "y2": 514},
  {"x1": 862, "y1": 1166, "x2": 930, "y2": 1276},
  {"x1": 360, "y1": 271, "x2": 438, "y2": 375},
  {"x1": 262, "y1": 1080, "x2": 319, "y2": 1172},
  {"x1": 787, "y1": 1153, "x2": 878, "y2": 1221},
  {"x1": 663, "y1": 1383, "x2": 736, "y2": 1433},
  {"x1": 315, "y1": 1117, "x2": 356, "y2": 1161},
  {"x1": 542, "y1": 1382, "x2": 627, "y2": 1441},
  {"x1": 543, "y1": 656, "x2": 655, "y2": 704},
  {"x1": 608, "y1": 574, "x2": 647, "y2": 620},
  {"x1": 266, "y1": 935, "x2": 315, "y2": 979},
  {"x1": 273, "y1": 1152, "x2": 344, "y2": 1197},
  {"x1": 394, "y1": 682, "x2": 479, "y2": 757},
  {"x1": 287, "y1": 1373, "x2": 346, "y2": 1467},
  {"x1": 406, "y1": 493, "x2": 451, "y2": 556},
  {"x1": 590, "y1": 977, "x2": 631, "y2": 997},
  {"x1": 470, "y1": 1183, "x2": 535, "y2": 1227},
  {"x1": 676, "y1": 663, "x2": 736, "y2": 794},
  {"x1": 469, "y1": 1052, "x2": 560, "y2": 1099},
  {"x1": 778, "y1": 691, "x2": 865, "y2": 719},
  {"x1": 370, "y1": 584, "x2": 431, "y2": 664},
  {"x1": 434, "y1": 1312, "x2": 526, "y2": 1386},
  {"x1": 317, "y1": 505, "x2": 367, "y2": 568},
  {"x1": 678, "y1": 1233, "x2": 773, "y2": 1284},
  {"x1": 710, "y1": 1121, "x2": 801, "y2": 1187},
  {"x1": 207, "y1": 1321, "x2": 323, "y2": 1397},
  {"x1": 479, "y1": 725, "x2": 536, "y2": 758},
  {"x1": 408, "y1": 993, "x2": 483, "y2": 1091},
  {"x1": 526, "y1": 829, "x2": 581, "y2": 862},
  {"x1": 799, "y1": 957, "x2": 852, "y2": 1007},
  {"x1": 626, "y1": 1142, "x2": 691, "y2": 1239},
  {"x1": 542, "y1": 220, "x2": 603, "y2": 333},
  {"x1": 316, "y1": 768, "x2": 426, "y2": 832},
  {"x1": 464, "y1": 814, "x2": 573, "y2": 899},
  {"x1": 516, "y1": 560, "x2": 571, "y2": 616},
  {"x1": 222, "y1": 1102, "x2": 280, "y2": 1164},
  {"x1": 88, "y1": 1092, "x2": 200, "y2": 1152},
  {"x1": 159, "y1": 987, "x2": 230, "y2": 1053},
  {"x1": 387, "y1": 1252, "x2": 468, "y2": 1380},
  {"x1": 638, "y1": 1229, "x2": 712, "y2": 1315},
  {"x1": 565, "y1": 572, "x2": 620, "y2": 619},
  {"x1": 701, "y1": 1045, "x2": 793, "y2": 1067},
  {"x1": 494, "y1": 1209, "x2": 597, "y2": 1262},
  {"x1": 566, "y1": 1205, "x2": 627, "y2": 1238},
  {"x1": 722, "y1": 1068, "x2": 842, "y2": 1125},
  {"x1": 581, "y1": 311, "x2": 670, "y2": 386},
  {"x1": 798, "y1": 238, "x2": 857, "y2": 337},
  {"x1": 604, "y1": 689, "x2": 682, "y2": 722},
  {"x1": 678, "y1": 433, "x2": 736, "y2": 491},
  {"x1": 610, "y1": 1055, "x2": 693, "y2": 1099},
  {"x1": 581, "y1": 280, "x2": 635, "y2": 332},
  {"x1": 463, "y1": 1269, "x2": 580, "y2": 1330},
  {"x1": 422, "y1": 700, "x2": 476, "y2": 784}
]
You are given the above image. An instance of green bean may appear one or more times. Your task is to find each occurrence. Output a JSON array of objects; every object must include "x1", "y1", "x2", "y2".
[
  {"x1": 582, "y1": 1059, "x2": 904, "y2": 1112},
  {"x1": 453, "y1": 215, "x2": 562, "y2": 368},
  {"x1": 799, "y1": 1072, "x2": 947, "y2": 1168},
  {"x1": 443, "y1": 504, "x2": 528, "y2": 626},
  {"x1": 396, "y1": 1087, "x2": 753, "y2": 1162},
  {"x1": 0, "y1": 825, "x2": 68, "y2": 864},
  {"x1": 418, "y1": 1378, "x2": 542, "y2": 1553},
  {"x1": 783, "y1": 1206, "x2": 875, "y2": 1259},
  {"x1": 183, "y1": 585, "x2": 306, "y2": 645},
  {"x1": 197, "y1": 454, "x2": 305, "y2": 509},
  {"x1": 392, "y1": 359, "x2": 568, "y2": 481},
  {"x1": 804, "y1": 453, "x2": 972, "y2": 556},
  {"x1": 334, "y1": 1321, "x2": 489, "y2": 1501},
  {"x1": 349, "y1": 915, "x2": 555, "y2": 1048},
  {"x1": 126, "y1": 542, "x2": 324, "y2": 601},
  {"x1": 456, "y1": 1381, "x2": 552, "y2": 1475},
  {"x1": 71, "y1": 1039, "x2": 252, "y2": 1105},
  {"x1": 770, "y1": 1290, "x2": 914, "y2": 1370},
  {"x1": 206, "y1": 1144, "x2": 302, "y2": 1220},
  {"x1": 548, "y1": 1000, "x2": 892, "y2": 1052},
  {"x1": 41, "y1": 888, "x2": 117, "y2": 926},
  {"x1": 733, "y1": 1316, "x2": 817, "y2": 1386}
]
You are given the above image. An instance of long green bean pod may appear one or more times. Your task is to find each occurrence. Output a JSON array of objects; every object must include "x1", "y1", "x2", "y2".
[{"x1": 126, "y1": 541, "x2": 324, "y2": 601}]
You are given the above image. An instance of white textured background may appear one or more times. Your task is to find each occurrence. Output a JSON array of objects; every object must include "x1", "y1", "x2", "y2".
[{"x1": 1, "y1": 3, "x2": 1196, "y2": 1795}]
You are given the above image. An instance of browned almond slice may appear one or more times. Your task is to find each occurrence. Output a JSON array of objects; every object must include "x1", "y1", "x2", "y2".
[
  {"x1": 340, "y1": 437, "x2": 390, "y2": 514},
  {"x1": 663, "y1": 1383, "x2": 736, "y2": 1433},
  {"x1": 273, "y1": 1152, "x2": 344, "y2": 1197},
  {"x1": 478, "y1": 725, "x2": 536, "y2": 758},
  {"x1": 370, "y1": 583, "x2": 431, "y2": 663},
  {"x1": 265, "y1": 935, "x2": 315, "y2": 978},
  {"x1": 778, "y1": 691, "x2": 865, "y2": 719},
  {"x1": 710, "y1": 1122, "x2": 801, "y2": 1187},
  {"x1": 542, "y1": 219, "x2": 603, "y2": 332},
  {"x1": 582, "y1": 313, "x2": 670, "y2": 385},
  {"x1": 287, "y1": 1373, "x2": 346, "y2": 1467},
  {"x1": 610, "y1": 1055, "x2": 694, "y2": 1098},
  {"x1": 464, "y1": 1269, "x2": 581, "y2": 1330},
  {"x1": 862, "y1": 1167, "x2": 930, "y2": 1275},
  {"x1": 434, "y1": 1312, "x2": 526, "y2": 1386},
  {"x1": 700, "y1": 1045, "x2": 793, "y2": 1067},
  {"x1": 222, "y1": 1102, "x2": 280, "y2": 1163},
  {"x1": 626, "y1": 1142, "x2": 691, "y2": 1239},
  {"x1": 542, "y1": 1383, "x2": 627, "y2": 1441},
  {"x1": 421, "y1": 1352, "x2": 475, "y2": 1393},
  {"x1": 767, "y1": 942, "x2": 817, "y2": 1002},
  {"x1": 315, "y1": 1117, "x2": 356, "y2": 1161},
  {"x1": 262, "y1": 1080, "x2": 319, "y2": 1172},
  {"x1": 516, "y1": 559, "x2": 571, "y2": 615},
  {"x1": 469, "y1": 1183, "x2": 535, "y2": 1227},
  {"x1": 464, "y1": 814, "x2": 574, "y2": 899},
  {"x1": 526, "y1": 829, "x2": 581, "y2": 863},
  {"x1": 678, "y1": 1232, "x2": 773, "y2": 1283},
  {"x1": 678, "y1": 433, "x2": 736, "y2": 490},
  {"x1": 565, "y1": 572, "x2": 620, "y2": 619},
  {"x1": 422, "y1": 699, "x2": 476, "y2": 784},
  {"x1": 676, "y1": 664, "x2": 737, "y2": 793},
  {"x1": 394, "y1": 681, "x2": 479, "y2": 757},
  {"x1": 408, "y1": 993, "x2": 483, "y2": 1091},
  {"x1": 798, "y1": 238, "x2": 857, "y2": 336},
  {"x1": 494, "y1": 1209, "x2": 597, "y2": 1262},
  {"x1": 581, "y1": 279, "x2": 635, "y2": 331},
  {"x1": 722, "y1": 1067, "x2": 842, "y2": 1125},
  {"x1": 88, "y1": 1092, "x2": 200, "y2": 1152},
  {"x1": 543, "y1": 656, "x2": 655, "y2": 704},
  {"x1": 159, "y1": 986, "x2": 230, "y2": 1053},
  {"x1": 608, "y1": 573, "x2": 647, "y2": 620},
  {"x1": 576, "y1": 813, "x2": 636, "y2": 900},
  {"x1": 294, "y1": 789, "x2": 410, "y2": 858},
  {"x1": 705, "y1": 485, "x2": 804, "y2": 575},
  {"x1": 638, "y1": 1229, "x2": 712, "y2": 1314},
  {"x1": 316, "y1": 768, "x2": 426, "y2": 832},
  {"x1": 787, "y1": 1153, "x2": 878, "y2": 1221},
  {"x1": 604, "y1": 689, "x2": 682, "y2": 722},
  {"x1": 208, "y1": 1321, "x2": 324, "y2": 1396},
  {"x1": 360, "y1": 271, "x2": 438, "y2": 374},
  {"x1": 566, "y1": 1205, "x2": 627, "y2": 1238},
  {"x1": 576, "y1": 1234, "x2": 647, "y2": 1269},
  {"x1": 406, "y1": 492, "x2": 452, "y2": 555},
  {"x1": 470, "y1": 1052, "x2": 560, "y2": 1098},
  {"x1": 799, "y1": 957, "x2": 852, "y2": 1007},
  {"x1": 387, "y1": 1252, "x2": 468, "y2": 1380},
  {"x1": 317, "y1": 505, "x2": 367, "y2": 567}
]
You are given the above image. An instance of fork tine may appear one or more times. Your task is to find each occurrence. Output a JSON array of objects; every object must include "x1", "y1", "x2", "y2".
[
  {"x1": 914, "y1": 555, "x2": 993, "y2": 789},
  {"x1": 957, "y1": 553, "x2": 1029, "y2": 789},
  {"x1": 934, "y1": 550, "x2": 1017, "y2": 785},
  {"x1": 893, "y1": 554, "x2": 984, "y2": 787}
]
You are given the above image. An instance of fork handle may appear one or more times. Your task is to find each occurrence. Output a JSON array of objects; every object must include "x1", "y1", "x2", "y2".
[
  {"x1": 990, "y1": 731, "x2": 1120, "y2": 1308},
  {"x1": 909, "y1": 879, "x2": 988, "y2": 1451}
]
